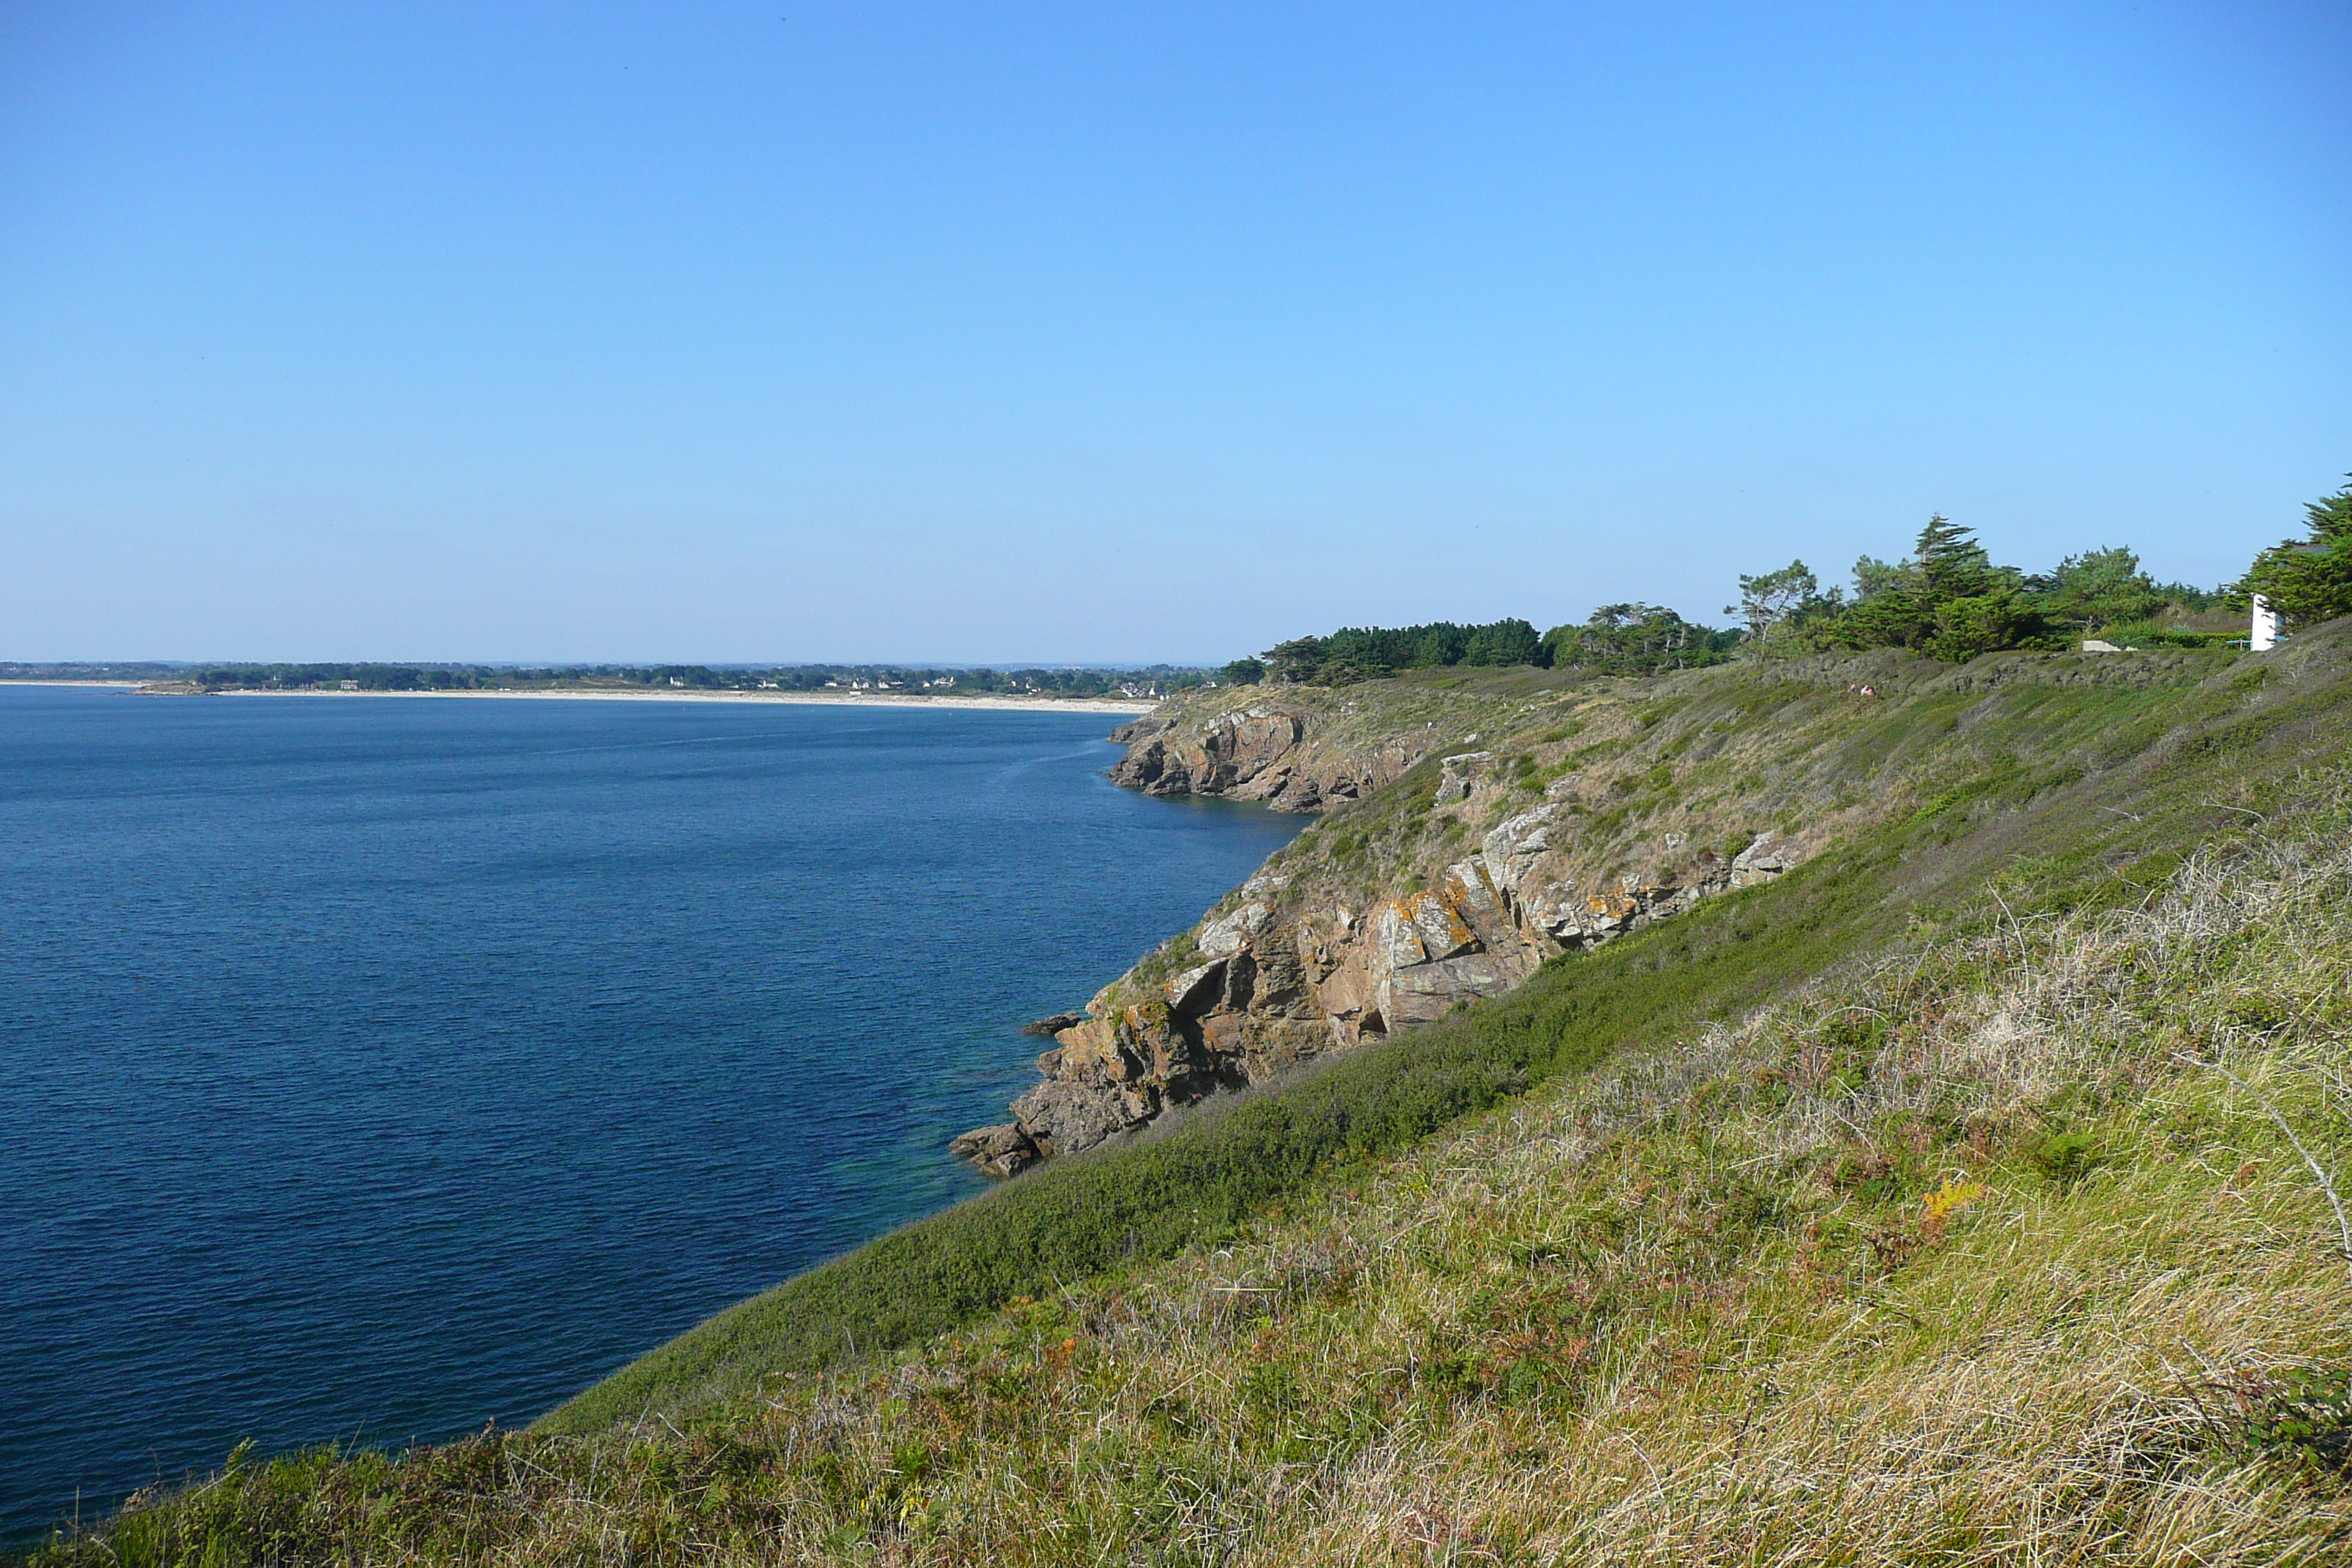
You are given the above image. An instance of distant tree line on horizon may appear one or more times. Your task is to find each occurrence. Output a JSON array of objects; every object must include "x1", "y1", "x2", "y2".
[
  {"x1": 1225, "y1": 476, "x2": 2352, "y2": 686},
  {"x1": 142, "y1": 663, "x2": 1218, "y2": 698}
]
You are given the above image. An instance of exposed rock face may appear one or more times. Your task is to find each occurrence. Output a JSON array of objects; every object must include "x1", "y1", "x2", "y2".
[
  {"x1": 956, "y1": 801, "x2": 1825, "y2": 1174},
  {"x1": 1109, "y1": 704, "x2": 1309, "y2": 802},
  {"x1": 1106, "y1": 700, "x2": 1437, "y2": 813},
  {"x1": 947, "y1": 1123, "x2": 1036, "y2": 1180},
  {"x1": 1434, "y1": 751, "x2": 1497, "y2": 804}
]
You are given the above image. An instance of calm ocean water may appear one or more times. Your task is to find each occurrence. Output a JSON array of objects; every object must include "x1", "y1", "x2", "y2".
[{"x1": 0, "y1": 685, "x2": 1298, "y2": 1539}]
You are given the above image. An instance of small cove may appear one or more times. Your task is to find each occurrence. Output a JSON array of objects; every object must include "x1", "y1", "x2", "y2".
[{"x1": 0, "y1": 685, "x2": 1300, "y2": 1539}]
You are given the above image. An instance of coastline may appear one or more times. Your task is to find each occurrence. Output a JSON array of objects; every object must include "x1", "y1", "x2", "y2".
[
  {"x1": 0, "y1": 679, "x2": 145, "y2": 689},
  {"x1": 127, "y1": 685, "x2": 1162, "y2": 715}
]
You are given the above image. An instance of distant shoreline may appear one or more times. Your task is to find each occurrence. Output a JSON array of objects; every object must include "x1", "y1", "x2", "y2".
[
  {"x1": 0, "y1": 680, "x2": 1162, "y2": 715},
  {"x1": 0, "y1": 679, "x2": 145, "y2": 689}
]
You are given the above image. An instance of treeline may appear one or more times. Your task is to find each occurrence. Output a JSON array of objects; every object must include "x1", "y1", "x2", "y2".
[
  {"x1": 1237, "y1": 608, "x2": 1740, "y2": 686},
  {"x1": 1232, "y1": 481, "x2": 2352, "y2": 685},
  {"x1": 170, "y1": 663, "x2": 1215, "y2": 698},
  {"x1": 1727, "y1": 518, "x2": 2229, "y2": 662}
]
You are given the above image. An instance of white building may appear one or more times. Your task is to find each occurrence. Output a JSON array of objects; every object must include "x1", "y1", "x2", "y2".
[{"x1": 2251, "y1": 594, "x2": 2280, "y2": 652}]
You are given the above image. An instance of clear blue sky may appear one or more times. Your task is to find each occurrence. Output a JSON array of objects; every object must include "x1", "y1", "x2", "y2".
[{"x1": 3, "y1": 2, "x2": 2345, "y2": 664}]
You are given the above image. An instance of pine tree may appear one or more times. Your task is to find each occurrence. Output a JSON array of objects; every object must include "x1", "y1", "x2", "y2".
[{"x1": 2236, "y1": 477, "x2": 2352, "y2": 630}]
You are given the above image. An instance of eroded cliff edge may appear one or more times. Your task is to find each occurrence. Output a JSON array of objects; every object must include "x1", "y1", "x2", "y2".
[{"x1": 952, "y1": 648, "x2": 2240, "y2": 1176}]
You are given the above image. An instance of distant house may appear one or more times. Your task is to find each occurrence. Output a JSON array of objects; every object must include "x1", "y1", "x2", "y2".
[{"x1": 339, "y1": 679, "x2": 359, "y2": 690}]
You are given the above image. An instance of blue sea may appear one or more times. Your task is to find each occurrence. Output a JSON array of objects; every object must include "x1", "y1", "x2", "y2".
[{"x1": 0, "y1": 685, "x2": 1298, "y2": 1539}]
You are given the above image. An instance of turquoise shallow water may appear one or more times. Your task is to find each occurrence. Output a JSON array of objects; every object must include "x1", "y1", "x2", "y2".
[{"x1": 0, "y1": 686, "x2": 1299, "y2": 1539}]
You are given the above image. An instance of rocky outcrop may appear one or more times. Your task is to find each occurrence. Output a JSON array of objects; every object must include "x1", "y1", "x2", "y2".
[
  {"x1": 1107, "y1": 699, "x2": 1440, "y2": 813},
  {"x1": 1434, "y1": 751, "x2": 1497, "y2": 803},
  {"x1": 956, "y1": 802, "x2": 1824, "y2": 1174},
  {"x1": 947, "y1": 1122, "x2": 1038, "y2": 1179},
  {"x1": 1109, "y1": 704, "x2": 1311, "y2": 803}
]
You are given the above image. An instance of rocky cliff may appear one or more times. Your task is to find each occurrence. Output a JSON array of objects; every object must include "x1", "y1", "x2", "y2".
[
  {"x1": 1107, "y1": 705, "x2": 1418, "y2": 811},
  {"x1": 1096, "y1": 668, "x2": 1589, "y2": 813},
  {"x1": 953, "y1": 647, "x2": 2251, "y2": 1176}
]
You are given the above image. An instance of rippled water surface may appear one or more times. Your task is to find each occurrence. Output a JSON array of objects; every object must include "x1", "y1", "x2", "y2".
[{"x1": 0, "y1": 685, "x2": 1299, "y2": 1537}]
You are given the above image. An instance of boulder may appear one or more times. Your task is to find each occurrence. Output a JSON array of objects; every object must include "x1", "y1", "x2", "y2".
[
  {"x1": 1050, "y1": 1016, "x2": 1145, "y2": 1084},
  {"x1": 1482, "y1": 804, "x2": 1562, "y2": 892},
  {"x1": 1434, "y1": 750, "x2": 1497, "y2": 804},
  {"x1": 1021, "y1": 1010, "x2": 1086, "y2": 1036},
  {"x1": 1403, "y1": 889, "x2": 1480, "y2": 961},
  {"x1": 1384, "y1": 951, "x2": 1510, "y2": 1025},
  {"x1": 1732, "y1": 830, "x2": 1798, "y2": 886},
  {"x1": 1165, "y1": 960, "x2": 1228, "y2": 1015},
  {"x1": 1011, "y1": 1078, "x2": 1156, "y2": 1157},
  {"x1": 948, "y1": 1123, "x2": 1038, "y2": 1179},
  {"x1": 1199, "y1": 900, "x2": 1273, "y2": 957}
]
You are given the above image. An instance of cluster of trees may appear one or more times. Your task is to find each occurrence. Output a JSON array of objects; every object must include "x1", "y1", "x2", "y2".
[
  {"x1": 1227, "y1": 481, "x2": 2352, "y2": 685},
  {"x1": 1234, "y1": 610, "x2": 1735, "y2": 686},
  {"x1": 1542, "y1": 606, "x2": 1741, "y2": 675},
  {"x1": 1730, "y1": 518, "x2": 2229, "y2": 661},
  {"x1": 191, "y1": 663, "x2": 505, "y2": 691},
  {"x1": 2236, "y1": 476, "x2": 2352, "y2": 630},
  {"x1": 1253, "y1": 620, "x2": 1548, "y2": 685}
]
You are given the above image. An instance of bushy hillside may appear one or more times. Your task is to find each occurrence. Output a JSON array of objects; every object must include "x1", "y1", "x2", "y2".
[{"x1": 23, "y1": 630, "x2": 2352, "y2": 1564}]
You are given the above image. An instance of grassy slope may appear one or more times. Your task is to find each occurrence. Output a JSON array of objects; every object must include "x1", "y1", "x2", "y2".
[{"x1": 543, "y1": 639, "x2": 2340, "y2": 1432}]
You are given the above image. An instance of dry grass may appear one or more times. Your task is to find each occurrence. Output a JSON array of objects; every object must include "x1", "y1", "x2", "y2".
[{"x1": 32, "y1": 796, "x2": 2352, "y2": 1567}]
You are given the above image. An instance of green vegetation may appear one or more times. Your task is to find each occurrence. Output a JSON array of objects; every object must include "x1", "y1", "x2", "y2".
[
  {"x1": 1252, "y1": 611, "x2": 1732, "y2": 685},
  {"x1": 1539, "y1": 603, "x2": 1739, "y2": 674},
  {"x1": 27, "y1": 632, "x2": 2352, "y2": 1565},
  {"x1": 1259, "y1": 619, "x2": 1546, "y2": 685},
  {"x1": 2237, "y1": 475, "x2": 2352, "y2": 632},
  {"x1": 1240, "y1": 486, "x2": 2352, "y2": 688},
  {"x1": 1738, "y1": 518, "x2": 2238, "y2": 661}
]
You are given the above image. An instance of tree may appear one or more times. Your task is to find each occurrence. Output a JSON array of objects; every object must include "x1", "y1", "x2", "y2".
[
  {"x1": 1461, "y1": 618, "x2": 1541, "y2": 667},
  {"x1": 1923, "y1": 592, "x2": 2034, "y2": 663},
  {"x1": 1727, "y1": 559, "x2": 1840, "y2": 640},
  {"x1": 1411, "y1": 627, "x2": 1465, "y2": 668},
  {"x1": 1813, "y1": 516, "x2": 2042, "y2": 657},
  {"x1": 1915, "y1": 515, "x2": 1998, "y2": 599},
  {"x1": 2234, "y1": 476, "x2": 2352, "y2": 630},
  {"x1": 1542, "y1": 605, "x2": 1735, "y2": 675},
  {"x1": 1850, "y1": 555, "x2": 1916, "y2": 601},
  {"x1": 1219, "y1": 657, "x2": 1265, "y2": 685},
  {"x1": 1262, "y1": 638, "x2": 1328, "y2": 684},
  {"x1": 2036, "y1": 547, "x2": 2163, "y2": 633}
]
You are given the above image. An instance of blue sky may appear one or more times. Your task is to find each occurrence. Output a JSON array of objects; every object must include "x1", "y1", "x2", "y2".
[{"x1": 2, "y1": 2, "x2": 2345, "y2": 663}]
